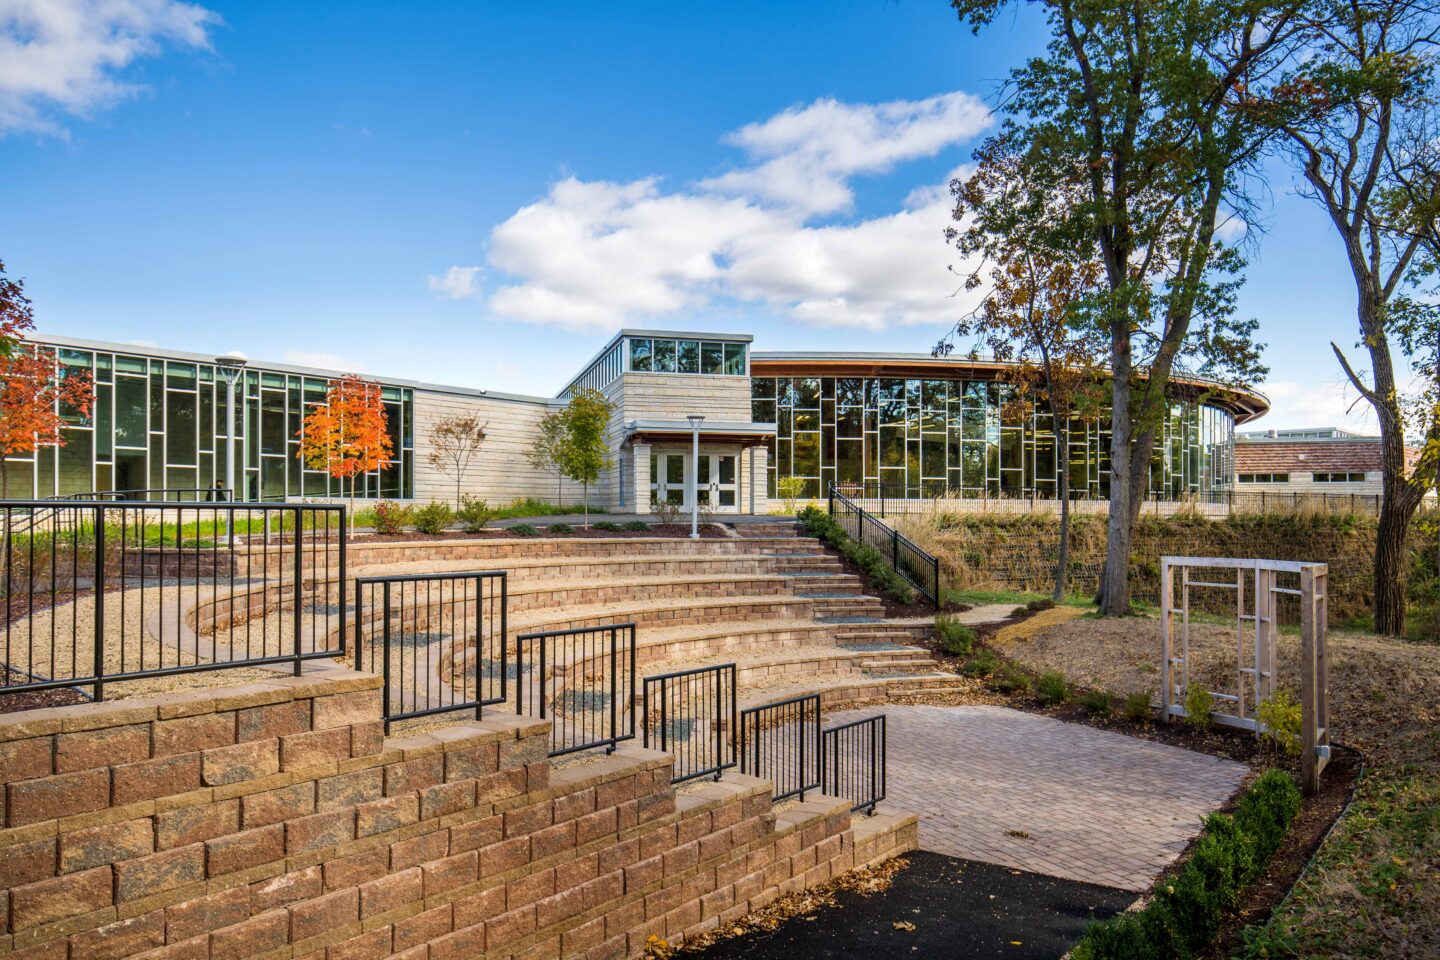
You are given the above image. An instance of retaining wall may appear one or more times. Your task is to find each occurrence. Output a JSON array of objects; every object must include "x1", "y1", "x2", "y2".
[{"x1": 0, "y1": 670, "x2": 915, "y2": 960}]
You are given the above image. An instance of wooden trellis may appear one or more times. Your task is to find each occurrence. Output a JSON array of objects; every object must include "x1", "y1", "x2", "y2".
[{"x1": 1160, "y1": 557, "x2": 1331, "y2": 793}]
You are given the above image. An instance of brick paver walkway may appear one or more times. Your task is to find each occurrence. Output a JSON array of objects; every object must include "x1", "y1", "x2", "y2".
[{"x1": 829, "y1": 704, "x2": 1248, "y2": 892}]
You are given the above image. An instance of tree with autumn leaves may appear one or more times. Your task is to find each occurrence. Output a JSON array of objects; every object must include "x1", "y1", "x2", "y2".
[
  {"x1": 938, "y1": 138, "x2": 1107, "y2": 602},
  {"x1": 297, "y1": 375, "x2": 393, "y2": 530},
  {"x1": 1, "y1": 260, "x2": 94, "y2": 503}
]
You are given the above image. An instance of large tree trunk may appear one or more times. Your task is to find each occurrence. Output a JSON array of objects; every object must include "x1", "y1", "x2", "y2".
[
  {"x1": 1053, "y1": 408, "x2": 1070, "y2": 604},
  {"x1": 1099, "y1": 330, "x2": 1134, "y2": 615}
]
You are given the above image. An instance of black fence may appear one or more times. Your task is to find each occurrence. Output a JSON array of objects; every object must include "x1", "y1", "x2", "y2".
[
  {"x1": 822, "y1": 714, "x2": 887, "y2": 814},
  {"x1": 516, "y1": 623, "x2": 637, "y2": 757},
  {"x1": 1, "y1": 500, "x2": 345, "y2": 701},
  {"x1": 643, "y1": 662, "x2": 737, "y2": 784},
  {"x1": 830, "y1": 480, "x2": 1392, "y2": 518},
  {"x1": 739, "y1": 693, "x2": 821, "y2": 802},
  {"x1": 352, "y1": 570, "x2": 507, "y2": 732},
  {"x1": 828, "y1": 484, "x2": 941, "y2": 606}
]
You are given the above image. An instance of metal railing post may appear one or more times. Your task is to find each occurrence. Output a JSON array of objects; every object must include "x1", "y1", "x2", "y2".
[
  {"x1": 608, "y1": 626, "x2": 619, "y2": 754},
  {"x1": 381, "y1": 581, "x2": 392, "y2": 734},
  {"x1": 338, "y1": 506, "x2": 348, "y2": 657},
  {"x1": 93, "y1": 506, "x2": 106, "y2": 702},
  {"x1": 293, "y1": 506, "x2": 304, "y2": 676}
]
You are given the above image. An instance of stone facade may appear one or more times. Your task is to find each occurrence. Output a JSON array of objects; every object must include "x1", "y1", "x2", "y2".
[{"x1": 0, "y1": 671, "x2": 915, "y2": 960}]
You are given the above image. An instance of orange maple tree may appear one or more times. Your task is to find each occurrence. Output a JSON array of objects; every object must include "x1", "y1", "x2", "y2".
[
  {"x1": 296, "y1": 375, "x2": 393, "y2": 518},
  {"x1": 0, "y1": 261, "x2": 94, "y2": 500}
]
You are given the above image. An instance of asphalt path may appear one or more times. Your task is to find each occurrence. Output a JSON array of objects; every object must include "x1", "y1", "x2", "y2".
[{"x1": 688, "y1": 851, "x2": 1134, "y2": 960}]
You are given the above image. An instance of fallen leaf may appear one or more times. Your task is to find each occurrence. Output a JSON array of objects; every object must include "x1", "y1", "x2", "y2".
[{"x1": 893, "y1": 921, "x2": 917, "y2": 932}]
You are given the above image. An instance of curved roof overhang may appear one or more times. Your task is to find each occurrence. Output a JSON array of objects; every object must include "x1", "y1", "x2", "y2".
[{"x1": 749, "y1": 352, "x2": 1270, "y2": 425}]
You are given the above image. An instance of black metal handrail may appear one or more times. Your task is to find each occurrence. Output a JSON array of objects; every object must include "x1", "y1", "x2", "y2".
[
  {"x1": 821, "y1": 713, "x2": 887, "y2": 814},
  {"x1": 1, "y1": 500, "x2": 345, "y2": 701},
  {"x1": 515, "y1": 622, "x2": 637, "y2": 757},
  {"x1": 352, "y1": 570, "x2": 507, "y2": 732},
  {"x1": 827, "y1": 483, "x2": 941, "y2": 606},
  {"x1": 739, "y1": 693, "x2": 821, "y2": 802},
  {"x1": 642, "y1": 662, "x2": 737, "y2": 784}
]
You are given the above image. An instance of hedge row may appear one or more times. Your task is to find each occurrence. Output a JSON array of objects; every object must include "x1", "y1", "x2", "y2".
[
  {"x1": 1073, "y1": 769, "x2": 1303, "y2": 960},
  {"x1": 797, "y1": 506, "x2": 916, "y2": 604}
]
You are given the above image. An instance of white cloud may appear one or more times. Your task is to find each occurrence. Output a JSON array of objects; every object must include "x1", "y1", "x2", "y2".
[
  {"x1": 701, "y1": 92, "x2": 990, "y2": 215},
  {"x1": 478, "y1": 92, "x2": 993, "y2": 332},
  {"x1": 426, "y1": 265, "x2": 484, "y2": 300},
  {"x1": 283, "y1": 350, "x2": 368, "y2": 374},
  {"x1": 0, "y1": 0, "x2": 219, "y2": 136}
]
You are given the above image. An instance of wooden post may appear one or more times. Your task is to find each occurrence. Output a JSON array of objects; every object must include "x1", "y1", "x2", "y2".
[
  {"x1": 1160, "y1": 558, "x2": 1174, "y2": 722},
  {"x1": 1300, "y1": 564, "x2": 1318, "y2": 794}
]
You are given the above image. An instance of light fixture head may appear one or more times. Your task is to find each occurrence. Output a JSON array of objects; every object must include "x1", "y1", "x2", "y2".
[
  {"x1": 687, "y1": 414, "x2": 705, "y2": 428},
  {"x1": 215, "y1": 352, "x2": 249, "y2": 368}
]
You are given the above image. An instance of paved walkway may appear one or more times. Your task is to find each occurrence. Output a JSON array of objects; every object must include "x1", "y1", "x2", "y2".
[{"x1": 830, "y1": 704, "x2": 1248, "y2": 892}]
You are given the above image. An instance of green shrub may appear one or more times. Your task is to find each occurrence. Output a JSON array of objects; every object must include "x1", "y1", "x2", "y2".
[
  {"x1": 622, "y1": 520, "x2": 650, "y2": 532},
  {"x1": 456, "y1": 497, "x2": 496, "y2": 532},
  {"x1": 777, "y1": 476, "x2": 807, "y2": 514},
  {"x1": 960, "y1": 648, "x2": 999, "y2": 678},
  {"x1": 935, "y1": 615, "x2": 977, "y2": 656},
  {"x1": 1073, "y1": 770, "x2": 1301, "y2": 960},
  {"x1": 593, "y1": 521, "x2": 622, "y2": 531},
  {"x1": 1256, "y1": 691, "x2": 1302, "y2": 757},
  {"x1": 410, "y1": 502, "x2": 453, "y2": 535},
  {"x1": 1026, "y1": 596, "x2": 1057, "y2": 612},
  {"x1": 372, "y1": 500, "x2": 412, "y2": 535},
  {"x1": 987, "y1": 664, "x2": 1030, "y2": 694},
  {"x1": 1184, "y1": 684, "x2": 1215, "y2": 728},
  {"x1": 547, "y1": 523, "x2": 574, "y2": 534},
  {"x1": 1079, "y1": 689, "x2": 1115, "y2": 715},
  {"x1": 1035, "y1": 670, "x2": 1069, "y2": 705},
  {"x1": 1010, "y1": 605, "x2": 1029, "y2": 618},
  {"x1": 509, "y1": 523, "x2": 539, "y2": 537},
  {"x1": 797, "y1": 506, "x2": 917, "y2": 604},
  {"x1": 1124, "y1": 691, "x2": 1153, "y2": 723}
]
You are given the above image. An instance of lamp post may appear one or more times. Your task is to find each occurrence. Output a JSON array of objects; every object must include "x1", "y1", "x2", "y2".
[
  {"x1": 687, "y1": 415, "x2": 704, "y2": 539},
  {"x1": 215, "y1": 353, "x2": 248, "y2": 543}
]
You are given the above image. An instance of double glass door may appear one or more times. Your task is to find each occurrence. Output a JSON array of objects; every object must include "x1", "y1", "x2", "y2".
[{"x1": 650, "y1": 453, "x2": 739, "y2": 512}]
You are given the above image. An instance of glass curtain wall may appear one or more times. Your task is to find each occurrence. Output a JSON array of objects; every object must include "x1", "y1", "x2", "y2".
[
  {"x1": 1, "y1": 346, "x2": 415, "y2": 501},
  {"x1": 752, "y1": 376, "x2": 1234, "y2": 500}
]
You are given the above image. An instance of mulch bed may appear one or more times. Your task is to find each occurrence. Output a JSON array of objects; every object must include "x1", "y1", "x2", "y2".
[{"x1": 1, "y1": 668, "x2": 90, "y2": 713}]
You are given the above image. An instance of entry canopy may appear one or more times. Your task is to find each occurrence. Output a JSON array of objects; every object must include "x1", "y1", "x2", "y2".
[{"x1": 623, "y1": 419, "x2": 776, "y2": 446}]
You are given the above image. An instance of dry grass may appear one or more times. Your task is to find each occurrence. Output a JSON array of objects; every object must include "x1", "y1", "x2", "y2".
[{"x1": 1011, "y1": 612, "x2": 1440, "y2": 958}]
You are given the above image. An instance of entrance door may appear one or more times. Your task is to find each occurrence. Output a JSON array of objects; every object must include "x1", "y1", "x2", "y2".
[
  {"x1": 649, "y1": 453, "x2": 740, "y2": 513},
  {"x1": 698, "y1": 454, "x2": 738, "y2": 513}
]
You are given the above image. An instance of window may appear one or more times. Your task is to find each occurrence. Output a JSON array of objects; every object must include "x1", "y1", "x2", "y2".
[
  {"x1": 701, "y1": 341, "x2": 724, "y2": 374},
  {"x1": 653, "y1": 340, "x2": 677, "y2": 372},
  {"x1": 1313, "y1": 472, "x2": 1366, "y2": 483},
  {"x1": 1238, "y1": 473, "x2": 1289, "y2": 483},
  {"x1": 723, "y1": 343, "x2": 746, "y2": 375},
  {"x1": 677, "y1": 340, "x2": 700, "y2": 373},
  {"x1": 630, "y1": 339, "x2": 652, "y2": 371}
]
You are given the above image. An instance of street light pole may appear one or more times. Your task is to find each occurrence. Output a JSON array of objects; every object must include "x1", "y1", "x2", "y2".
[
  {"x1": 215, "y1": 353, "x2": 248, "y2": 543},
  {"x1": 687, "y1": 415, "x2": 704, "y2": 539}
]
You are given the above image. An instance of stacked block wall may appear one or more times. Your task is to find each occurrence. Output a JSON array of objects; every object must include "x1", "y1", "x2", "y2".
[{"x1": 0, "y1": 671, "x2": 915, "y2": 960}]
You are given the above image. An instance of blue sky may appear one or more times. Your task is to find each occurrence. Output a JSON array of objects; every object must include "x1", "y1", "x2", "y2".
[{"x1": 1, "y1": 0, "x2": 1390, "y2": 428}]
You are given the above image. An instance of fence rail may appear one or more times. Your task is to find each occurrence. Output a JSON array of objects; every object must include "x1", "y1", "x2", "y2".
[
  {"x1": 1, "y1": 500, "x2": 345, "y2": 701},
  {"x1": 352, "y1": 570, "x2": 507, "y2": 732},
  {"x1": 642, "y1": 662, "x2": 737, "y2": 784},
  {"x1": 827, "y1": 483, "x2": 941, "y2": 606},
  {"x1": 516, "y1": 623, "x2": 637, "y2": 757},
  {"x1": 739, "y1": 693, "x2": 821, "y2": 802},
  {"x1": 829, "y1": 481, "x2": 1397, "y2": 517},
  {"x1": 822, "y1": 714, "x2": 887, "y2": 814}
]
